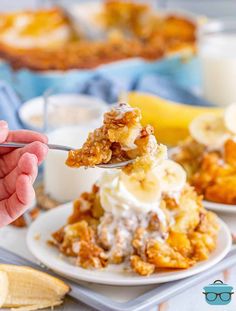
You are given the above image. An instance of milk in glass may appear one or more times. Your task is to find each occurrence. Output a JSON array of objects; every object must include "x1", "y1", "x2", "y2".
[
  {"x1": 199, "y1": 21, "x2": 236, "y2": 106},
  {"x1": 44, "y1": 126, "x2": 104, "y2": 202}
]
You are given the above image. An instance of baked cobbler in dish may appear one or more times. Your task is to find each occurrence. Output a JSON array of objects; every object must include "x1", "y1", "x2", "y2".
[
  {"x1": 172, "y1": 103, "x2": 236, "y2": 205},
  {"x1": 0, "y1": 1, "x2": 196, "y2": 71},
  {"x1": 0, "y1": 8, "x2": 74, "y2": 50},
  {"x1": 51, "y1": 103, "x2": 219, "y2": 276}
]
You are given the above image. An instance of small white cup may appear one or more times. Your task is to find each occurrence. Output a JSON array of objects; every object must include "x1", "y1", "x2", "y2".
[
  {"x1": 19, "y1": 93, "x2": 107, "y2": 131},
  {"x1": 44, "y1": 126, "x2": 104, "y2": 203}
]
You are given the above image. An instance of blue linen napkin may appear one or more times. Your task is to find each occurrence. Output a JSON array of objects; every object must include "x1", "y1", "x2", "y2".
[
  {"x1": 76, "y1": 74, "x2": 135, "y2": 104},
  {"x1": 0, "y1": 73, "x2": 214, "y2": 131},
  {"x1": 76, "y1": 73, "x2": 214, "y2": 106},
  {"x1": 0, "y1": 81, "x2": 23, "y2": 129}
]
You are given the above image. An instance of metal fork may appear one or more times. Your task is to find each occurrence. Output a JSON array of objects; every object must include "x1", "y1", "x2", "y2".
[{"x1": 0, "y1": 142, "x2": 134, "y2": 169}]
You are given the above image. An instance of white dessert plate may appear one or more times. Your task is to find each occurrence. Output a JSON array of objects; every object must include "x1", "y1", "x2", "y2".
[
  {"x1": 203, "y1": 200, "x2": 236, "y2": 214},
  {"x1": 27, "y1": 203, "x2": 232, "y2": 286}
]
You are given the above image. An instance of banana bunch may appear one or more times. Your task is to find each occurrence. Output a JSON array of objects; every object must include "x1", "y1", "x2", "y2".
[
  {"x1": 128, "y1": 92, "x2": 223, "y2": 146},
  {"x1": 0, "y1": 264, "x2": 69, "y2": 311}
]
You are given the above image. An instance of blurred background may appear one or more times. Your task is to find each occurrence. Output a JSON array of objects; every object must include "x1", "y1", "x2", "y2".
[
  {"x1": 2, "y1": 0, "x2": 236, "y2": 17},
  {"x1": 0, "y1": 0, "x2": 234, "y2": 141}
]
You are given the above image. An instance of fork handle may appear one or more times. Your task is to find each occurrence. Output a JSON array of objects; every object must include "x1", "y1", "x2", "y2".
[{"x1": 0, "y1": 142, "x2": 73, "y2": 152}]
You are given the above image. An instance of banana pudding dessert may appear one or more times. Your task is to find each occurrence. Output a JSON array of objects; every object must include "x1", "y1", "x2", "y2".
[
  {"x1": 52, "y1": 103, "x2": 219, "y2": 276},
  {"x1": 173, "y1": 103, "x2": 236, "y2": 204}
]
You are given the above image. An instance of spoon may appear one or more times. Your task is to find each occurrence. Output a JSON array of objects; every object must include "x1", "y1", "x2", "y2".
[{"x1": 0, "y1": 142, "x2": 134, "y2": 169}]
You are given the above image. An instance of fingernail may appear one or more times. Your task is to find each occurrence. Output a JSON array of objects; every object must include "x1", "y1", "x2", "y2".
[
  {"x1": 27, "y1": 174, "x2": 33, "y2": 183},
  {"x1": 0, "y1": 120, "x2": 8, "y2": 129},
  {"x1": 43, "y1": 134, "x2": 48, "y2": 143},
  {"x1": 42, "y1": 143, "x2": 49, "y2": 153},
  {"x1": 32, "y1": 153, "x2": 38, "y2": 165},
  {"x1": 24, "y1": 152, "x2": 38, "y2": 164}
]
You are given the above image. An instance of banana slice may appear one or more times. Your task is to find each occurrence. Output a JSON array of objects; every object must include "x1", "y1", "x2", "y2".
[
  {"x1": 224, "y1": 103, "x2": 236, "y2": 134},
  {"x1": 120, "y1": 170, "x2": 161, "y2": 204},
  {"x1": 156, "y1": 160, "x2": 186, "y2": 193},
  {"x1": 189, "y1": 114, "x2": 228, "y2": 149}
]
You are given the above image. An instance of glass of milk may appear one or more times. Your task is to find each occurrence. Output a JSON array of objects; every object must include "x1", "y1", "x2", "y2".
[
  {"x1": 199, "y1": 19, "x2": 236, "y2": 106},
  {"x1": 44, "y1": 126, "x2": 104, "y2": 203},
  {"x1": 42, "y1": 94, "x2": 108, "y2": 203}
]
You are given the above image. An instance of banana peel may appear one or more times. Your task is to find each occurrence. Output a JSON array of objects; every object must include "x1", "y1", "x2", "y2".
[
  {"x1": 128, "y1": 92, "x2": 223, "y2": 146},
  {"x1": 0, "y1": 264, "x2": 70, "y2": 311},
  {"x1": 0, "y1": 271, "x2": 9, "y2": 307}
]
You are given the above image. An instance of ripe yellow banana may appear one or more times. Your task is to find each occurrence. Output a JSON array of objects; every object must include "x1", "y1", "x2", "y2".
[
  {"x1": 128, "y1": 92, "x2": 223, "y2": 146},
  {"x1": 0, "y1": 264, "x2": 70, "y2": 311}
]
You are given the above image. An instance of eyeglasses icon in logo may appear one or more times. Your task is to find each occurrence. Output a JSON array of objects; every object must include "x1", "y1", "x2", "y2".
[{"x1": 203, "y1": 280, "x2": 234, "y2": 305}]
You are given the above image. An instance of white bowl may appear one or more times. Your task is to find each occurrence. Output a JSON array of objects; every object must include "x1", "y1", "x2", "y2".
[{"x1": 19, "y1": 93, "x2": 108, "y2": 131}]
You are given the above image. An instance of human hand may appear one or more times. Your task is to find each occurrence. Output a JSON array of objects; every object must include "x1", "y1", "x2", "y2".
[{"x1": 0, "y1": 121, "x2": 48, "y2": 227}]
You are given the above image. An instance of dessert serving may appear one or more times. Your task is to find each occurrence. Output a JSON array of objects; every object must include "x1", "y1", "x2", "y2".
[
  {"x1": 0, "y1": 1, "x2": 196, "y2": 71},
  {"x1": 172, "y1": 103, "x2": 236, "y2": 205},
  {"x1": 51, "y1": 103, "x2": 219, "y2": 276}
]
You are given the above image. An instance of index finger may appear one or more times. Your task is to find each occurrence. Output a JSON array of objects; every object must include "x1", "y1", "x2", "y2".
[
  {"x1": 8, "y1": 130, "x2": 48, "y2": 143},
  {"x1": 0, "y1": 130, "x2": 48, "y2": 155}
]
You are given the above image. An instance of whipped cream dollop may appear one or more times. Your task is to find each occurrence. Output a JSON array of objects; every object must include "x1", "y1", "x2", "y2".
[
  {"x1": 99, "y1": 170, "x2": 162, "y2": 215},
  {"x1": 99, "y1": 153, "x2": 186, "y2": 228}
]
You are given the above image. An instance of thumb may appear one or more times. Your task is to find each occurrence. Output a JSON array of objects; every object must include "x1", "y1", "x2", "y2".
[{"x1": 0, "y1": 121, "x2": 8, "y2": 143}]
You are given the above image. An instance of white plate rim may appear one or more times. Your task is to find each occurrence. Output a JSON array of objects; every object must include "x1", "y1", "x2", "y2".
[
  {"x1": 27, "y1": 203, "x2": 232, "y2": 286},
  {"x1": 203, "y1": 200, "x2": 236, "y2": 214}
]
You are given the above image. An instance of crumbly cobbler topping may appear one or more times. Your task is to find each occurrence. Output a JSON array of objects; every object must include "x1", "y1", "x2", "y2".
[
  {"x1": 66, "y1": 103, "x2": 155, "y2": 167},
  {"x1": 173, "y1": 138, "x2": 236, "y2": 204}
]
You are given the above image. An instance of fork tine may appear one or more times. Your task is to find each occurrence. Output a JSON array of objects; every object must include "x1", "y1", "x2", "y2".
[{"x1": 96, "y1": 159, "x2": 134, "y2": 169}]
